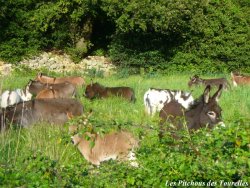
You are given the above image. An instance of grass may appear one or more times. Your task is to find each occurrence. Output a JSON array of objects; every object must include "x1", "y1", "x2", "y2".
[{"x1": 0, "y1": 70, "x2": 249, "y2": 187}]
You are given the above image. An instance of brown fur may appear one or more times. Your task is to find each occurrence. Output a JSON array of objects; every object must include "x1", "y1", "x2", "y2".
[
  {"x1": 0, "y1": 98, "x2": 83, "y2": 131},
  {"x1": 72, "y1": 131, "x2": 139, "y2": 166},
  {"x1": 231, "y1": 72, "x2": 250, "y2": 86},
  {"x1": 27, "y1": 80, "x2": 76, "y2": 96},
  {"x1": 159, "y1": 85, "x2": 223, "y2": 135},
  {"x1": 35, "y1": 82, "x2": 76, "y2": 99},
  {"x1": 35, "y1": 73, "x2": 85, "y2": 86},
  {"x1": 188, "y1": 75, "x2": 230, "y2": 90},
  {"x1": 85, "y1": 82, "x2": 135, "y2": 102}
]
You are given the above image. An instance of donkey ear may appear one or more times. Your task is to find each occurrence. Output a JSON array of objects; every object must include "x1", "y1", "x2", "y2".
[
  {"x1": 203, "y1": 85, "x2": 211, "y2": 103},
  {"x1": 37, "y1": 72, "x2": 42, "y2": 77},
  {"x1": 212, "y1": 84, "x2": 223, "y2": 102},
  {"x1": 27, "y1": 79, "x2": 32, "y2": 86}
]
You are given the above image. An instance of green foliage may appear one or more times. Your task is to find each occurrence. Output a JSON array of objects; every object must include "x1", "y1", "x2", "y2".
[
  {"x1": 86, "y1": 67, "x2": 105, "y2": 78},
  {"x1": 0, "y1": 0, "x2": 249, "y2": 73},
  {"x1": 106, "y1": 0, "x2": 250, "y2": 73}
]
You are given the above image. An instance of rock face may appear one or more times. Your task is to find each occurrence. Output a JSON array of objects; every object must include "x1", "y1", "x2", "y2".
[
  {"x1": 0, "y1": 61, "x2": 12, "y2": 76},
  {"x1": 19, "y1": 52, "x2": 116, "y2": 76}
]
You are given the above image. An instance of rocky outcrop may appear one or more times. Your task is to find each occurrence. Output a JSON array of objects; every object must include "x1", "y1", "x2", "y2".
[
  {"x1": 19, "y1": 52, "x2": 116, "y2": 76},
  {"x1": 0, "y1": 61, "x2": 12, "y2": 76}
]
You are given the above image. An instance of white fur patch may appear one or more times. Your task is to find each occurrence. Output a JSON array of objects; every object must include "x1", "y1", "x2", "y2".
[
  {"x1": 128, "y1": 151, "x2": 137, "y2": 161},
  {"x1": 144, "y1": 88, "x2": 194, "y2": 115},
  {"x1": 101, "y1": 155, "x2": 117, "y2": 162},
  {"x1": 233, "y1": 80, "x2": 237, "y2": 87},
  {"x1": 0, "y1": 88, "x2": 32, "y2": 108},
  {"x1": 16, "y1": 88, "x2": 32, "y2": 101},
  {"x1": 0, "y1": 90, "x2": 21, "y2": 108}
]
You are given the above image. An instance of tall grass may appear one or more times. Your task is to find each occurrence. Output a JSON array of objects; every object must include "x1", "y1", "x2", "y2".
[{"x1": 0, "y1": 71, "x2": 249, "y2": 187}]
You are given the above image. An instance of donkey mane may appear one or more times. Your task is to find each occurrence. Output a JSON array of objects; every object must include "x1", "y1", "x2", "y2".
[
  {"x1": 93, "y1": 82, "x2": 106, "y2": 91},
  {"x1": 188, "y1": 96, "x2": 203, "y2": 110}
]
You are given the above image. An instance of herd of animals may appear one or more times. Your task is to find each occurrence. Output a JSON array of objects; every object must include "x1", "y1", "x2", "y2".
[{"x1": 0, "y1": 71, "x2": 249, "y2": 167}]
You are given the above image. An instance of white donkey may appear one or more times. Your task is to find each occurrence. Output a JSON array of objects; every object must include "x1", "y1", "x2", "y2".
[
  {"x1": 144, "y1": 88, "x2": 194, "y2": 116},
  {"x1": 0, "y1": 86, "x2": 32, "y2": 108}
]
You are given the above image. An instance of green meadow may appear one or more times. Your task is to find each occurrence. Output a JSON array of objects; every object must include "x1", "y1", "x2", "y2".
[{"x1": 0, "y1": 69, "x2": 249, "y2": 187}]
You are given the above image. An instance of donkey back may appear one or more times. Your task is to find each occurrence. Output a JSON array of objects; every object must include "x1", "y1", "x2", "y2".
[
  {"x1": 188, "y1": 75, "x2": 230, "y2": 90},
  {"x1": 85, "y1": 82, "x2": 135, "y2": 102}
]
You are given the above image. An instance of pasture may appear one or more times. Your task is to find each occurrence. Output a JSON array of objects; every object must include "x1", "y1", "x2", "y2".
[{"x1": 0, "y1": 69, "x2": 249, "y2": 187}]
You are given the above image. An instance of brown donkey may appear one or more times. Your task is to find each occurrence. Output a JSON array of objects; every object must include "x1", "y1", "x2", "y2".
[
  {"x1": 35, "y1": 73, "x2": 85, "y2": 86},
  {"x1": 188, "y1": 75, "x2": 230, "y2": 90},
  {"x1": 0, "y1": 98, "x2": 83, "y2": 131},
  {"x1": 159, "y1": 85, "x2": 224, "y2": 137},
  {"x1": 231, "y1": 72, "x2": 250, "y2": 86},
  {"x1": 72, "y1": 131, "x2": 139, "y2": 166},
  {"x1": 27, "y1": 80, "x2": 76, "y2": 98},
  {"x1": 85, "y1": 82, "x2": 136, "y2": 102},
  {"x1": 35, "y1": 82, "x2": 76, "y2": 99}
]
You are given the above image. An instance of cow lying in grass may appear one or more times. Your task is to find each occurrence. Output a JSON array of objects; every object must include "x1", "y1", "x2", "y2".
[
  {"x1": 144, "y1": 88, "x2": 194, "y2": 116},
  {"x1": 71, "y1": 131, "x2": 139, "y2": 167}
]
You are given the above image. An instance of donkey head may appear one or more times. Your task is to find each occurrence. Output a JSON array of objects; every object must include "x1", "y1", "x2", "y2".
[
  {"x1": 187, "y1": 85, "x2": 223, "y2": 129},
  {"x1": 85, "y1": 83, "x2": 103, "y2": 99},
  {"x1": 188, "y1": 75, "x2": 203, "y2": 87}
]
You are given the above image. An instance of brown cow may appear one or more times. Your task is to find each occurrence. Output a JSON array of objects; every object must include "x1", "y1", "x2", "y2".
[
  {"x1": 0, "y1": 98, "x2": 83, "y2": 131},
  {"x1": 85, "y1": 82, "x2": 136, "y2": 102},
  {"x1": 35, "y1": 73, "x2": 85, "y2": 86},
  {"x1": 159, "y1": 85, "x2": 224, "y2": 137},
  {"x1": 71, "y1": 131, "x2": 139, "y2": 166},
  {"x1": 231, "y1": 72, "x2": 250, "y2": 86}
]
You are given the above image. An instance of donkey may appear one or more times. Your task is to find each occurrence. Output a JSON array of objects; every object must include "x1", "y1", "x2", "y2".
[
  {"x1": 35, "y1": 73, "x2": 85, "y2": 86},
  {"x1": 71, "y1": 131, "x2": 139, "y2": 167},
  {"x1": 231, "y1": 72, "x2": 250, "y2": 86},
  {"x1": 159, "y1": 85, "x2": 224, "y2": 136},
  {"x1": 35, "y1": 82, "x2": 76, "y2": 99},
  {"x1": 144, "y1": 88, "x2": 194, "y2": 116},
  {"x1": 0, "y1": 86, "x2": 32, "y2": 108},
  {"x1": 188, "y1": 75, "x2": 230, "y2": 90},
  {"x1": 0, "y1": 98, "x2": 83, "y2": 131},
  {"x1": 26, "y1": 80, "x2": 76, "y2": 96},
  {"x1": 85, "y1": 82, "x2": 136, "y2": 102}
]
